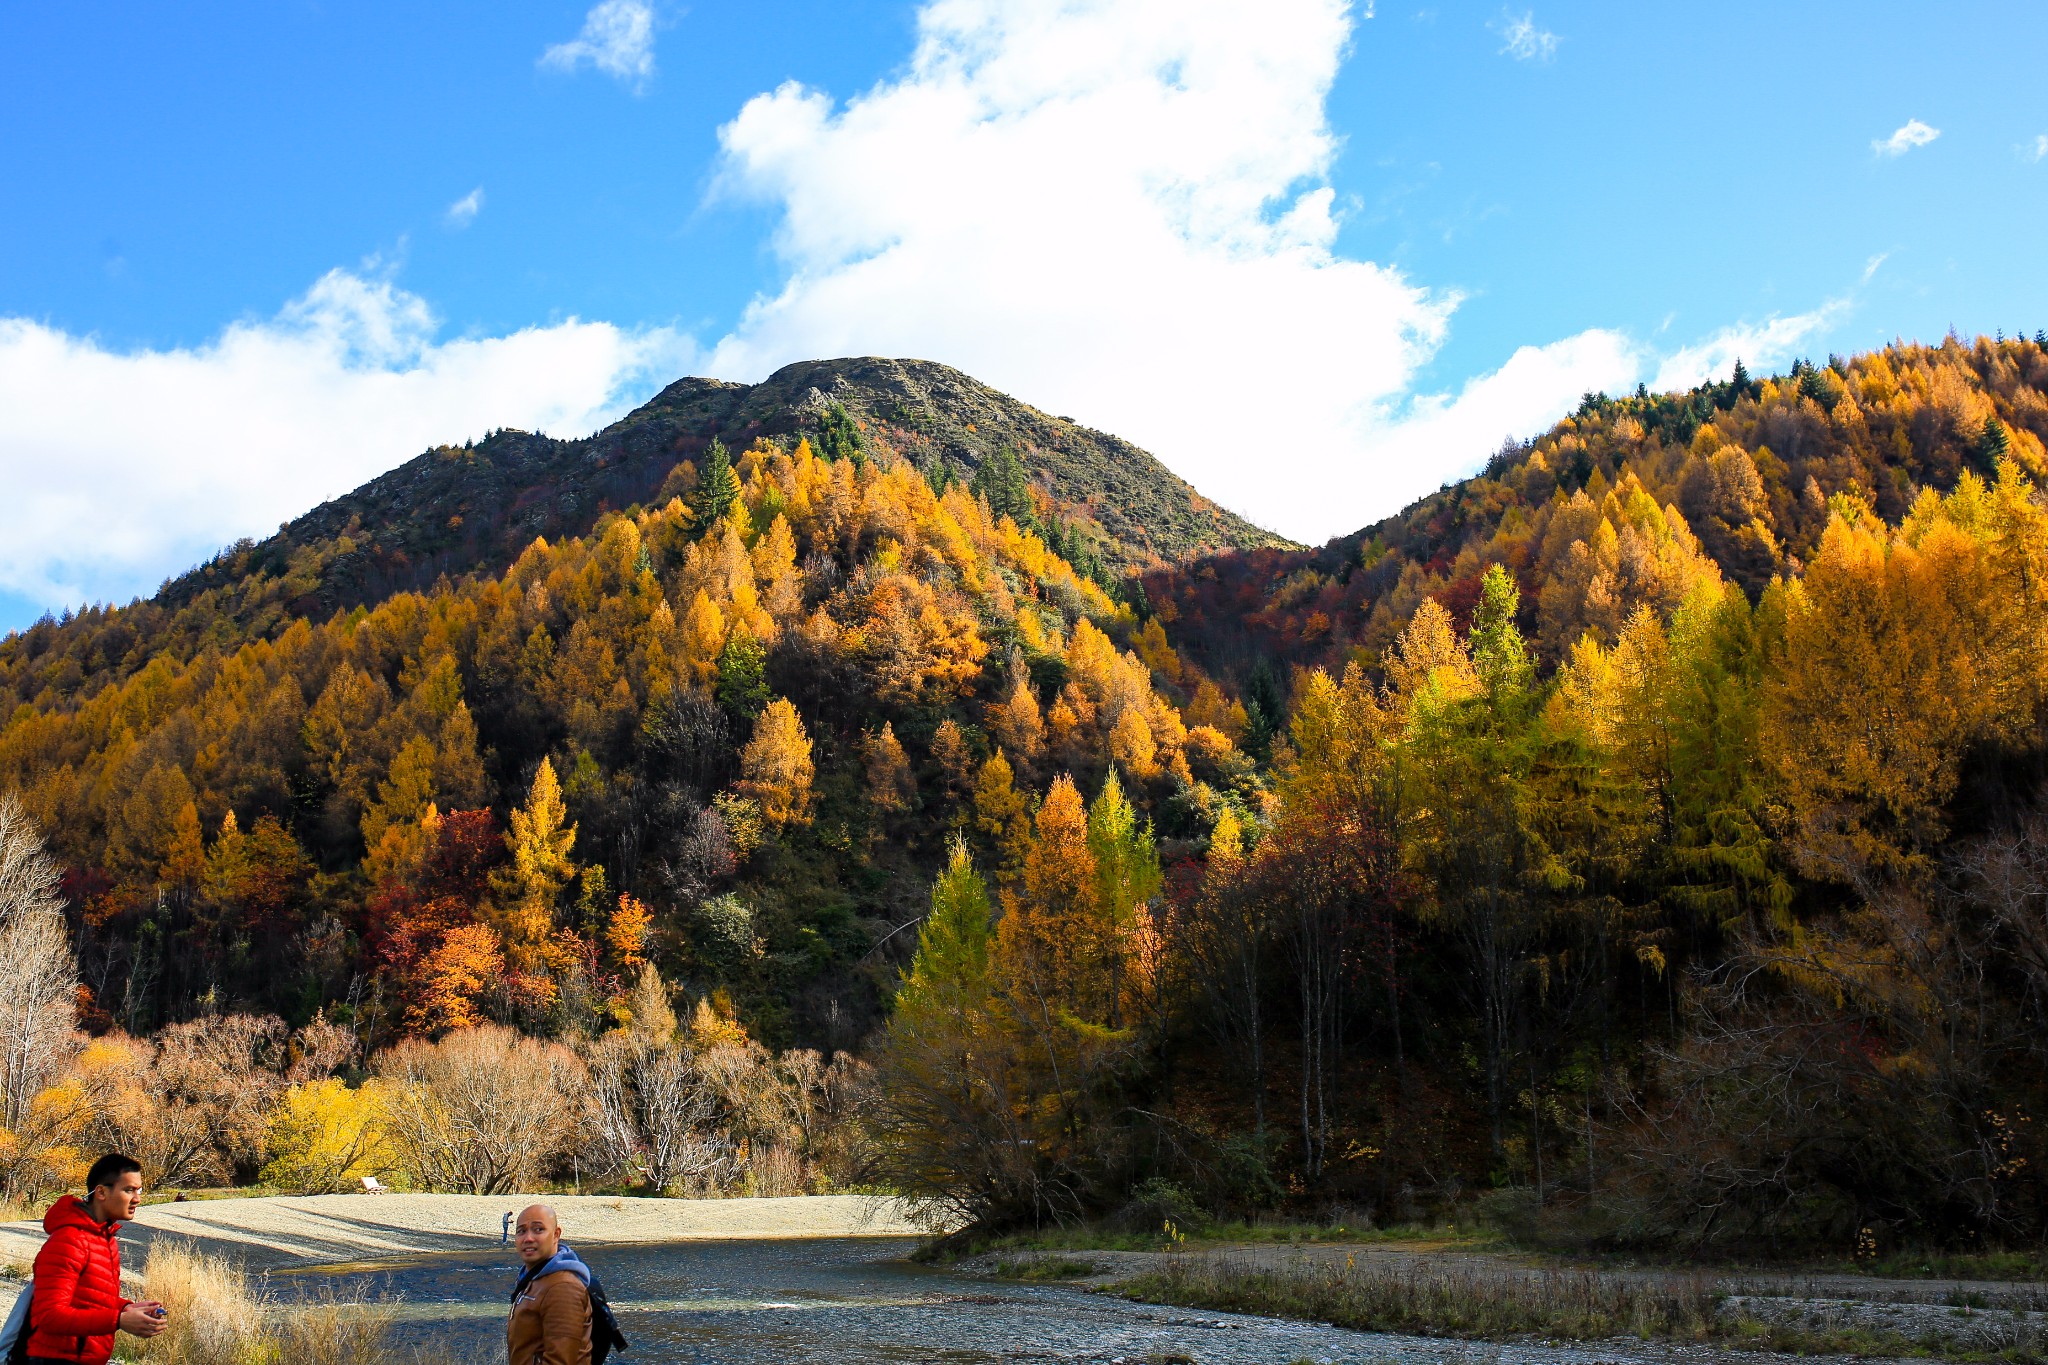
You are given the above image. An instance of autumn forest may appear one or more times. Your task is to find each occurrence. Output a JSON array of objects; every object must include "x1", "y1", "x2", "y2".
[{"x1": 4, "y1": 334, "x2": 2048, "y2": 1255}]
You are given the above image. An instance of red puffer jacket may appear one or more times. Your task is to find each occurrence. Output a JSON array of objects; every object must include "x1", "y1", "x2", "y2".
[{"x1": 28, "y1": 1195, "x2": 130, "y2": 1365}]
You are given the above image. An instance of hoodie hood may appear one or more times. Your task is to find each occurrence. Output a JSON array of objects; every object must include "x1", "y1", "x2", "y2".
[
  {"x1": 515, "y1": 1241, "x2": 590, "y2": 1294},
  {"x1": 44, "y1": 1194, "x2": 118, "y2": 1238}
]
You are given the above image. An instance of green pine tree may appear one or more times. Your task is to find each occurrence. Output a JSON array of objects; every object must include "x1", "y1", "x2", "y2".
[
  {"x1": 1470, "y1": 564, "x2": 1533, "y2": 700},
  {"x1": 715, "y1": 625, "x2": 769, "y2": 718},
  {"x1": 696, "y1": 438, "x2": 739, "y2": 529},
  {"x1": 1979, "y1": 416, "x2": 2012, "y2": 474},
  {"x1": 897, "y1": 839, "x2": 993, "y2": 1015},
  {"x1": 816, "y1": 403, "x2": 868, "y2": 465},
  {"x1": 970, "y1": 447, "x2": 1038, "y2": 530}
]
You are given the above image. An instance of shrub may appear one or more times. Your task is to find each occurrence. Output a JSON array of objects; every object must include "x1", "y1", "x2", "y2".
[{"x1": 259, "y1": 1079, "x2": 395, "y2": 1195}]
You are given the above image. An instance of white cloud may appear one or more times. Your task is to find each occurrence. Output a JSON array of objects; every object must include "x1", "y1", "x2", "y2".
[
  {"x1": 1873, "y1": 118, "x2": 1939, "y2": 157},
  {"x1": 1649, "y1": 298, "x2": 1849, "y2": 393},
  {"x1": 0, "y1": 271, "x2": 690, "y2": 612},
  {"x1": 1861, "y1": 252, "x2": 1888, "y2": 283},
  {"x1": 1360, "y1": 329, "x2": 1637, "y2": 486},
  {"x1": 702, "y1": 0, "x2": 1634, "y2": 543},
  {"x1": 444, "y1": 187, "x2": 485, "y2": 229},
  {"x1": 1493, "y1": 10, "x2": 1558, "y2": 61},
  {"x1": 540, "y1": 0, "x2": 656, "y2": 91},
  {"x1": 2030, "y1": 134, "x2": 2048, "y2": 162}
]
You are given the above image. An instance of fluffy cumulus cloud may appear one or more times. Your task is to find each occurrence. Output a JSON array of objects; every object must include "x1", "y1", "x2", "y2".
[
  {"x1": 1874, "y1": 118, "x2": 1940, "y2": 157},
  {"x1": 540, "y1": 0, "x2": 656, "y2": 91},
  {"x1": 0, "y1": 271, "x2": 688, "y2": 611},
  {"x1": 704, "y1": 0, "x2": 1627, "y2": 541}
]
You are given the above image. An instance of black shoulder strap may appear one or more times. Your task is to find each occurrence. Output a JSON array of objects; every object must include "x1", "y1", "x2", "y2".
[{"x1": 585, "y1": 1270, "x2": 630, "y2": 1355}]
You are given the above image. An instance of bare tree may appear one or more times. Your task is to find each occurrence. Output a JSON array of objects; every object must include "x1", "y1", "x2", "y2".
[
  {"x1": 88, "y1": 1012, "x2": 356, "y2": 1187},
  {"x1": 1175, "y1": 865, "x2": 1271, "y2": 1140},
  {"x1": 586, "y1": 1033, "x2": 729, "y2": 1193},
  {"x1": 377, "y1": 1025, "x2": 585, "y2": 1193},
  {"x1": 0, "y1": 792, "x2": 80, "y2": 1196}
]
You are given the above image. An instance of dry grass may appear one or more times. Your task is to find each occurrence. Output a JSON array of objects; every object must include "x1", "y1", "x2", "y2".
[
  {"x1": 1114, "y1": 1253, "x2": 1723, "y2": 1342},
  {"x1": 116, "y1": 1240, "x2": 393, "y2": 1365},
  {"x1": 1111, "y1": 1254, "x2": 2048, "y2": 1359}
]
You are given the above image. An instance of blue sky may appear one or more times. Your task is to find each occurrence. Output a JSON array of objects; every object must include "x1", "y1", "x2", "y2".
[{"x1": 3, "y1": 0, "x2": 2045, "y2": 633}]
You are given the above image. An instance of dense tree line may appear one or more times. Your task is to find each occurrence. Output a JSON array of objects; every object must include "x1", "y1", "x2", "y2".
[
  {"x1": 0, "y1": 433, "x2": 1237, "y2": 1057},
  {"x1": 871, "y1": 341, "x2": 2048, "y2": 1254},
  {"x1": 1151, "y1": 331, "x2": 2048, "y2": 676}
]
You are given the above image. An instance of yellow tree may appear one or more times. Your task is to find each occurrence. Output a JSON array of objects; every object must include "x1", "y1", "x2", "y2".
[
  {"x1": 864, "y1": 722, "x2": 916, "y2": 814},
  {"x1": 930, "y1": 718, "x2": 976, "y2": 808},
  {"x1": 260, "y1": 1079, "x2": 395, "y2": 1194},
  {"x1": 985, "y1": 679, "x2": 1045, "y2": 772},
  {"x1": 972, "y1": 750, "x2": 1033, "y2": 882},
  {"x1": 1764, "y1": 493, "x2": 2041, "y2": 881},
  {"x1": 681, "y1": 590, "x2": 726, "y2": 687},
  {"x1": 608, "y1": 894, "x2": 653, "y2": 972},
  {"x1": 408, "y1": 923, "x2": 507, "y2": 1034},
  {"x1": 490, "y1": 758, "x2": 578, "y2": 971},
  {"x1": 998, "y1": 775, "x2": 1099, "y2": 1011},
  {"x1": 738, "y1": 698, "x2": 815, "y2": 827},
  {"x1": 361, "y1": 735, "x2": 437, "y2": 851}
]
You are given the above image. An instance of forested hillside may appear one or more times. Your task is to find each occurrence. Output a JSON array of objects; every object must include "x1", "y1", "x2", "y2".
[
  {"x1": 3, "y1": 336, "x2": 2048, "y2": 1256},
  {"x1": 0, "y1": 432, "x2": 1230, "y2": 1052},
  {"x1": 75, "y1": 356, "x2": 1280, "y2": 670},
  {"x1": 873, "y1": 333, "x2": 2048, "y2": 1250},
  {"x1": 1150, "y1": 331, "x2": 2048, "y2": 679}
]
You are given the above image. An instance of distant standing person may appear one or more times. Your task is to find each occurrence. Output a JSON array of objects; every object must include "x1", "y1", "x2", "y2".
[
  {"x1": 507, "y1": 1204, "x2": 592, "y2": 1365},
  {"x1": 27, "y1": 1153, "x2": 169, "y2": 1365}
]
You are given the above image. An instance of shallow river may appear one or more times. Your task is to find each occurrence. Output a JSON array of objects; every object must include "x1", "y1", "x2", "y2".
[{"x1": 289, "y1": 1237, "x2": 1505, "y2": 1363}]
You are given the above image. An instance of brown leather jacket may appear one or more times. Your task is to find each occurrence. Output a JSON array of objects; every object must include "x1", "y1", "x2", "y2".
[{"x1": 506, "y1": 1269, "x2": 593, "y2": 1365}]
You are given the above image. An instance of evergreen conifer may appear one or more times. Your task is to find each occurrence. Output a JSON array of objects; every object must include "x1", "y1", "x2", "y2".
[
  {"x1": 1978, "y1": 416, "x2": 2012, "y2": 473},
  {"x1": 696, "y1": 438, "x2": 740, "y2": 529}
]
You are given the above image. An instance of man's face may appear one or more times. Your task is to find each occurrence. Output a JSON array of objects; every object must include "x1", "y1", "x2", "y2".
[
  {"x1": 514, "y1": 1207, "x2": 560, "y2": 1267},
  {"x1": 92, "y1": 1171, "x2": 143, "y2": 1223}
]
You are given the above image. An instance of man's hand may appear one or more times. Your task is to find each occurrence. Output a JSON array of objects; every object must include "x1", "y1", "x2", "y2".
[{"x1": 118, "y1": 1301, "x2": 169, "y2": 1338}]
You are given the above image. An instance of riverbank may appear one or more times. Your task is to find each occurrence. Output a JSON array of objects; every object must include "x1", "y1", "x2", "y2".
[
  {"x1": 0, "y1": 1192, "x2": 922, "y2": 1276},
  {"x1": 967, "y1": 1244, "x2": 2048, "y2": 1360}
]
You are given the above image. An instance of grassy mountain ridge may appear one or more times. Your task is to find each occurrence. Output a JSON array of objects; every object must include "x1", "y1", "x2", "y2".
[
  {"x1": 3, "y1": 357, "x2": 1283, "y2": 713},
  {"x1": 158, "y1": 355, "x2": 1284, "y2": 624}
]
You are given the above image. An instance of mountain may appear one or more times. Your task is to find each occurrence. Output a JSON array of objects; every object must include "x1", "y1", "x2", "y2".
[
  {"x1": 1145, "y1": 332, "x2": 2048, "y2": 684},
  {"x1": 7, "y1": 335, "x2": 2048, "y2": 1251},
  {"x1": 152, "y1": 356, "x2": 1286, "y2": 633},
  {"x1": 0, "y1": 405, "x2": 1241, "y2": 1051}
]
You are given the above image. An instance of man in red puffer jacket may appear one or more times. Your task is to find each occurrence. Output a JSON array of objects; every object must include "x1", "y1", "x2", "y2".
[{"x1": 27, "y1": 1154, "x2": 168, "y2": 1365}]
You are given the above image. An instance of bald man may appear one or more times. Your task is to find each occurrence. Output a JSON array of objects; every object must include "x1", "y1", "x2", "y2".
[{"x1": 506, "y1": 1204, "x2": 593, "y2": 1365}]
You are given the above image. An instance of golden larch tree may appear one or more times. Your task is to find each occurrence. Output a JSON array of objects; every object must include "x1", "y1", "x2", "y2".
[
  {"x1": 490, "y1": 757, "x2": 578, "y2": 972},
  {"x1": 739, "y1": 698, "x2": 816, "y2": 827},
  {"x1": 864, "y1": 722, "x2": 916, "y2": 814}
]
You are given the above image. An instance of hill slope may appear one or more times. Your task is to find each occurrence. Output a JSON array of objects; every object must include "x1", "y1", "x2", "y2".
[
  {"x1": 0, "y1": 429, "x2": 1240, "y2": 1049},
  {"x1": 157, "y1": 356, "x2": 1284, "y2": 628},
  {"x1": 1147, "y1": 332, "x2": 2048, "y2": 682}
]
